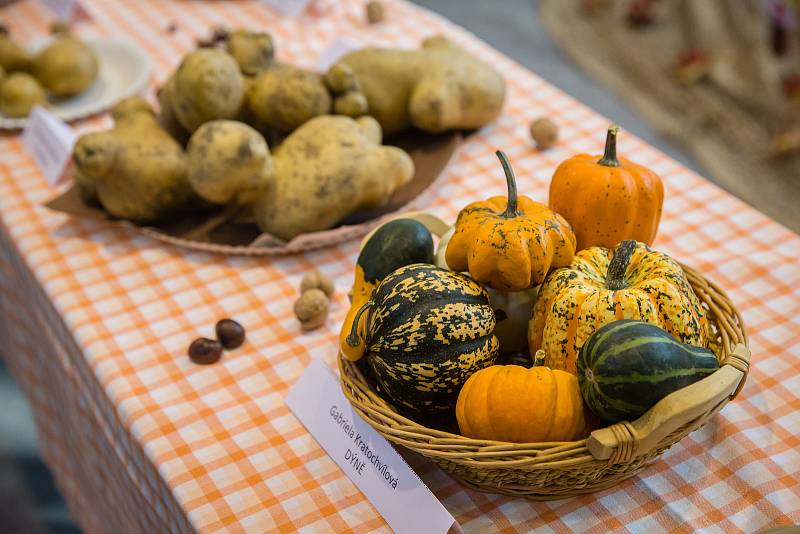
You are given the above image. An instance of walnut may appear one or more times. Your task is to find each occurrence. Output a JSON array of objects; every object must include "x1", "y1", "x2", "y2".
[
  {"x1": 294, "y1": 289, "x2": 330, "y2": 331},
  {"x1": 300, "y1": 270, "x2": 335, "y2": 297}
]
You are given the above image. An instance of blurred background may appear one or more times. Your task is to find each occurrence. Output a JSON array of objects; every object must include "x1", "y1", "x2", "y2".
[{"x1": 1, "y1": 0, "x2": 796, "y2": 532}]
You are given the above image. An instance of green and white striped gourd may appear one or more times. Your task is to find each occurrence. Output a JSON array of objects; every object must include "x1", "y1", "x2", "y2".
[{"x1": 578, "y1": 319, "x2": 719, "y2": 422}]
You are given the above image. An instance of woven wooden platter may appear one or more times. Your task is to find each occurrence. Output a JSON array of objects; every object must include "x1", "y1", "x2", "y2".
[{"x1": 338, "y1": 213, "x2": 749, "y2": 499}]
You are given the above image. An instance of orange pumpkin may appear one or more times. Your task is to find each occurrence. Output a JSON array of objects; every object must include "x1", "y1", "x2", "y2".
[
  {"x1": 456, "y1": 354, "x2": 587, "y2": 443},
  {"x1": 445, "y1": 150, "x2": 576, "y2": 291},
  {"x1": 549, "y1": 125, "x2": 664, "y2": 251}
]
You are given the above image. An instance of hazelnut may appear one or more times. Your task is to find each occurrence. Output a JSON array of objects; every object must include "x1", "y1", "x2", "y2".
[
  {"x1": 300, "y1": 270, "x2": 335, "y2": 297},
  {"x1": 188, "y1": 337, "x2": 223, "y2": 364},
  {"x1": 529, "y1": 117, "x2": 558, "y2": 150},
  {"x1": 366, "y1": 1, "x2": 385, "y2": 24},
  {"x1": 294, "y1": 289, "x2": 330, "y2": 331},
  {"x1": 215, "y1": 318, "x2": 245, "y2": 349}
]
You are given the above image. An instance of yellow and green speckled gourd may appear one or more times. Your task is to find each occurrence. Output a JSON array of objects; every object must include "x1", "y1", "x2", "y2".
[
  {"x1": 348, "y1": 263, "x2": 499, "y2": 412},
  {"x1": 529, "y1": 240, "x2": 710, "y2": 375},
  {"x1": 339, "y1": 218, "x2": 435, "y2": 362}
]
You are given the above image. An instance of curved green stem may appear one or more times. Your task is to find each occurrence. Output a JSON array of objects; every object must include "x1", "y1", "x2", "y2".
[
  {"x1": 606, "y1": 240, "x2": 637, "y2": 290},
  {"x1": 598, "y1": 125, "x2": 621, "y2": 167},
  {"x1": 345, "y1": 300, "x2": 372, "y2": 348},
  {"x1": 495, "y1": 150, "x2": 519, "y2": 218}
]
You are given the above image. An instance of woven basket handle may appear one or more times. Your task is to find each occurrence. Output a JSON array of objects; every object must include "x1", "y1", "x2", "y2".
[{"x1": 587, "y1": 343, "x2": 751, "y2": 464}]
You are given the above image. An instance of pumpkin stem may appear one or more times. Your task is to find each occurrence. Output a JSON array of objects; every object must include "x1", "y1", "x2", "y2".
[
  {"x1": 598, "y1": 125, "x2": 621, "y2": 167},
  {"x1": 345, "y1": 299, "x2": 372, "y2": 348},
  {"x1": 533, "y1": 349, "x2": 546, "y2": 367},
  {"x1": 495, "y1": 150, "x2": 519, "y2": 218},
  {"x1": 606, "y1": 240, "x2": 637, "y2": 290}
]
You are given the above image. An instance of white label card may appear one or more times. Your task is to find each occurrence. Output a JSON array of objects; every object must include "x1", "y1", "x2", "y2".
[
  {"x1": 286, "y1": 358, "x2": 462, "y2": 534},
  {"x1": 260, "y1": 0, "x2": 313, "y2": 18},
  {"x1": 316, "y1": 38, "x2": 361, "y2": 72},
  {"x1": 22, "y1": 106, "x2": 77, "y2": 187}
]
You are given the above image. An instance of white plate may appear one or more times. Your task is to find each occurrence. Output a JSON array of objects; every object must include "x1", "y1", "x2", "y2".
[{"x1": 0, "y1": 37, "x2": 152, "y2": 129}]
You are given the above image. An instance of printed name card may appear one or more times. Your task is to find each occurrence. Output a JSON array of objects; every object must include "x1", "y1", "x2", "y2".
[
  {"x1": 22, "y1": 106, "x2": 77, "y2": 187},
  {"x1": 286, "y1": 357, "x2": 461, "y2": 534},
  {"x1": 316, "y1": 38, "x2": 361, "y2": 72},
  {"x1": 261, "y1": 0, "x2": 313, "y2": 18}
]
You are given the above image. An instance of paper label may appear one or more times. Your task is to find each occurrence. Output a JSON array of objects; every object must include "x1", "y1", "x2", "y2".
[
  {"x1": 316, "y1": 38, "x2": 361, "y2": 72},
  {"x1": 261, "y1": 0, "x2": 313, "y2": 18},
  {"x1": 286, "y1": 358, "x2": 461, "y2": 534},
  {"x1": 22, "y1": 106, "x2": 77, "y2": 187},
  {"x1": 40, "y1": 0, "x2": 91, "y2": 21}
]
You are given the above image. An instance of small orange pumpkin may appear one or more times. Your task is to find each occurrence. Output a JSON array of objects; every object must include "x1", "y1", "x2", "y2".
[
  {"x1": 445, "y1": 151, "x2": 576, "y2": 291},
  {"x1": 455, "y1": 353, "x2": 587, "y2": 443},
  {"x1": 549, "y1": 125, "x2": 664, "y2": 251}
]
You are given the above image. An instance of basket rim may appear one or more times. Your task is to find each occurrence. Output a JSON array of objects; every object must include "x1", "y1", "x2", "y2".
[{"x1": 338, "y1": 260, "x2": 749, "y2": 467}]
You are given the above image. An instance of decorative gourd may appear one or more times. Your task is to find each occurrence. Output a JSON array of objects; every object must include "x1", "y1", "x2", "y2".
[
  {"x1": 436, "y1": 224, "x2": 538, "y2": 353},
  {"x1": 529, "y1": 240, "x2": 710, "y2": 375},
  {"x1": 445, "y1": 151, "x2": 576, "y2": 291},
  {"x1": 350, "y1": 263, "x2": 499, "y2": 412},
  {"x1": 340, "y1": 219, "x2": 434, "y2": 361},
  {"x1": 578, "y1": 320, "x2": 719, "y2": 422},
  {"x1": 549, "y1": 125, "x2": 664, "y2": 250},
  {"x1": 456, "y1": 354, "x2": 587, "y2": 442}
]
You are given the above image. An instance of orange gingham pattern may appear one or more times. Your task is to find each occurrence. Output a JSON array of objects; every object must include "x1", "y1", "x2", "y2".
[{"x1": 0, "y1": 0, "x2": 798, "y2": 532}]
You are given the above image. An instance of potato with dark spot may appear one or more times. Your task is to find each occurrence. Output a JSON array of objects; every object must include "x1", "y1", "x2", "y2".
[
  {"x1": 0, "y1": 72, "x2": 46, "y2": 117},
  {"x1": 246, "y1": 63, "x2": 332, "y2": 134},
  {"x1": 226, "y1": 29, "x2": 274, "y2": 75},
  {"x1": 72, "y1": 97, "x2": 195, "y2": 222},
  {"x1": 172, "y1": 48, "x2": 245, "y2": 132},
  {"x1": 253, "y1": 115, "x2": 413, "y2": 241},
  {"x1": 0, "y1": 36, "x2": 31, "y2": 73},
  {"x1": 33, "y1": 35, "x2": 98, "y2": 97},
  {"x1": 187, "y1": 120, "x2": 272, "y2": 205},
  {"x1": 327, "y1": 35, "x2": 505, "y2": 134}
]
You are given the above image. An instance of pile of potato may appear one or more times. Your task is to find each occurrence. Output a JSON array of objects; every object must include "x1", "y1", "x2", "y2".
[
  {"x1": 0, "y1": 25, "x2": 98, "y2": 118},
  {"x1": 71, "y1": 28, "x2": 506, "y2": 242}
]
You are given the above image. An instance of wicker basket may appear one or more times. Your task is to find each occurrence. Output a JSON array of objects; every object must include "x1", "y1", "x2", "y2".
[{"x1": 338, "y1": 213, "x2": 750, "y2": 499}]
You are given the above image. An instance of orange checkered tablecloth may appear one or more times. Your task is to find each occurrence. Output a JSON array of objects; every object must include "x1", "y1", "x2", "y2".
[{"x1": 0, "y1": 0, "x2": 798, "y2": 532}]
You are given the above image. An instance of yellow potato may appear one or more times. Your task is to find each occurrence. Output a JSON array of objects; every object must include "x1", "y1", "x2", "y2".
[
  {"x1": 0, "y1": 72, "x2": 46, "y2": 117},
  {"x1": 172, "y1": 48, "x2": 245, "y2": 132},
  {"x1": 246, "y1": 63, "x2": 331, "y2": 134},
  {"x1": 253, "y1": 115, "x2": 413, "y2": 241},
  {"x1": 328, "y1": 36, "x2": 505, "y2": 134},
  {"x1": 226, "y1": 29, "x2": 274, "y2": 75},
  {"x1": 187, "y1": 120, "x2": 272, "y2": 205},
  {"x1": 33, "y1": 35, "x2": 98, "y2": 97},
  {"x1": 72, "y1": 97, "x2": 196, "y2": 222},
  {"x1": 0, "y1": 36, "x2": 31, "y2": 73}
]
